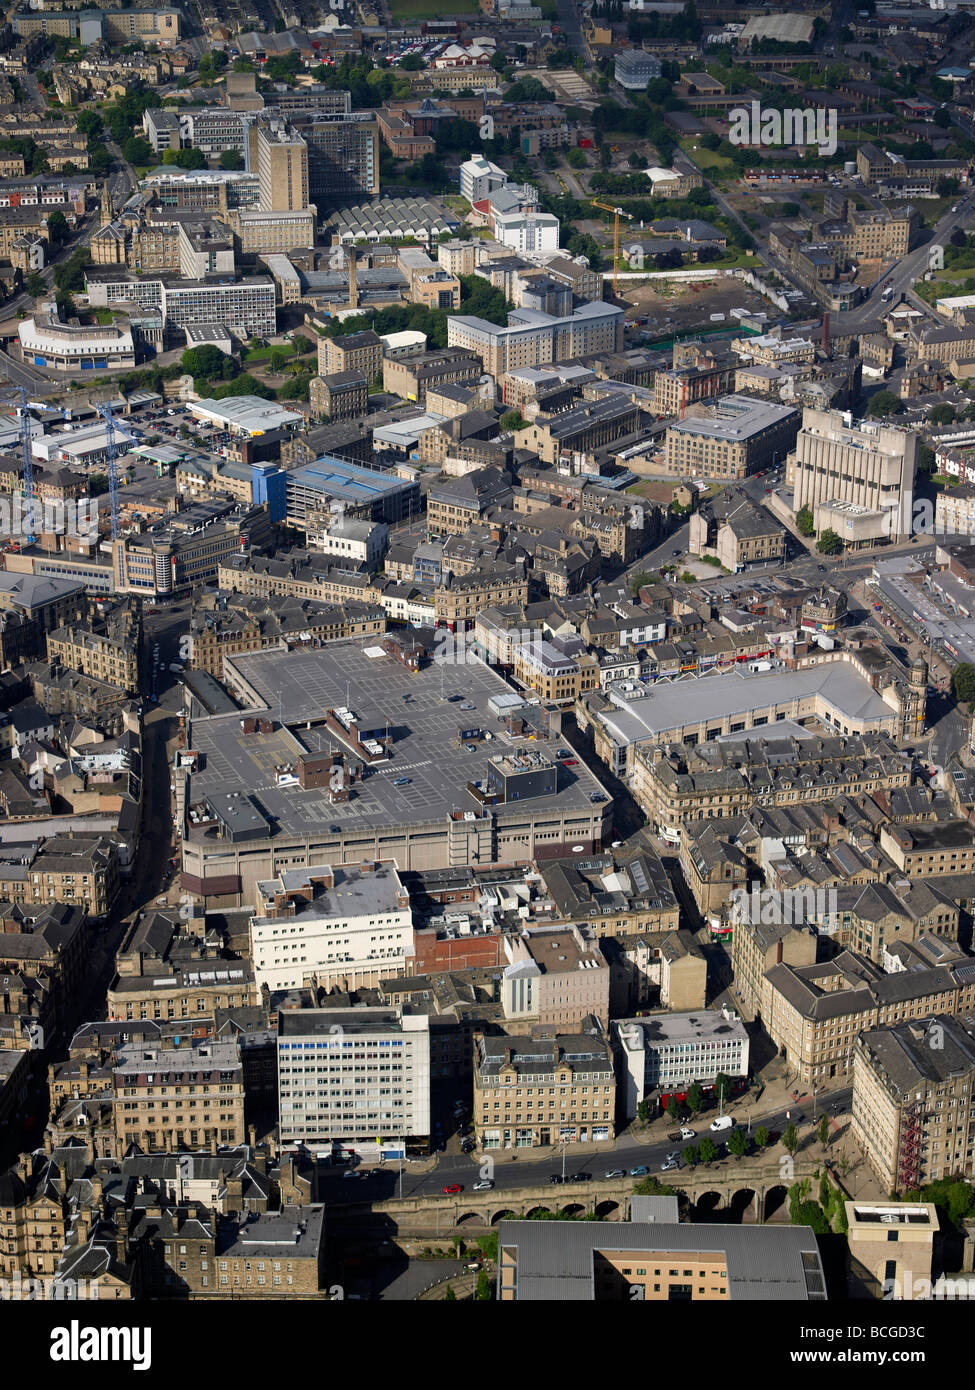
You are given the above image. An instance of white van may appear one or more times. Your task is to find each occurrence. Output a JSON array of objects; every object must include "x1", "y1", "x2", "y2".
[{"x1": 709, "y1": 1115, "x2": 734, "y2": 1132}]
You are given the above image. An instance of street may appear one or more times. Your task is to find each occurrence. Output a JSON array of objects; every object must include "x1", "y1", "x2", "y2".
[{"x1": 316, "y1": 1088, "x2": 853, "y2": 1203}]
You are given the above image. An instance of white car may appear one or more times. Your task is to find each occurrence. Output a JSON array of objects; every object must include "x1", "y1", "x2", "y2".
[{"x1": 473, "y1": 1180, "x2": 494, "y2": 1191}]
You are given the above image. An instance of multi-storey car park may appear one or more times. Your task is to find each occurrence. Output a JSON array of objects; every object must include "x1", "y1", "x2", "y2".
[{"x1": 178, "y1": 638, "x2": 613, "y2": 906}]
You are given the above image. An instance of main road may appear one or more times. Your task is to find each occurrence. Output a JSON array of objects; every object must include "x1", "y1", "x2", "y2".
[
  {"x1": 554, "y1": 0, "x2": 587, "y2": 57},
  {"x1": 316, "y1": 1089, "x2": 852, "y2": 1203}
]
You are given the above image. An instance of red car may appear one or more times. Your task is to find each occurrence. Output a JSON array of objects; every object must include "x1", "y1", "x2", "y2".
[
  {"x1": 443, "y1": 1183, "x2": 463, "y2": 1195},
  {"x1": 561, "y1": 758, "x2": 578, "y2": 767}
]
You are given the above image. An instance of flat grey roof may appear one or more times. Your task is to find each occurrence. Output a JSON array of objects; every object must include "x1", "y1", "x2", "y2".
[
  {"x1": 186, "y1": 640, "x2": 609, "y2": 839},
  {"x1": 668, "y1": 395, "x2": 797, "y2": 441},
  {"x1": 597, "y1": 664, "x2": 895, "y2": 745},
  {"x1": 498, "y1": 1220, "x2": 826, "y2": 1300}
]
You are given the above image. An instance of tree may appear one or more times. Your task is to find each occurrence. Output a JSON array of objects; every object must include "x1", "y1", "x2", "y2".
[
  {"x1": 636, "y1": 1099, "x2": 651, "y2": 1125},
  {"x1": 796, "y1": 506, "x2": 815, "y2": 537},
  {"x1": 268, "y1": 345, "x2": 293, "y2": 373},
  {"x1": 24, "y1": 271, "x2": 45, "y2": 299},
  {"x1": 475, "y1": 1270, "x2": 492, "y2": 1300},
  {"x1": 181, "y1": 345, "x2": 235, "y2": 380},
  {"x1": 219, "y1": 150, "x2": 244, "y2": 171},
  {"x1": 665, "y1": 1096, "x2": 681, "y2": 1122},
  {"x1": 754, "y1": 1125, "x2": 770, "y2": 1149},
  {"x1": 212, "y1": 372, "x2": 274, "y2": 401},
  {"x1": 782, "y1": 1122, "x2": 800, "y2": 1156},
  {"x1": 865, "y1": 389, "x2": 903, "y2": 418},
  {"x1": 197, "y1": 49, "x2": 228, "y2": 81},
  {"x1": 52, "y1": 247, "x2": 90, "y2": 295},
  {"x1": 682, "y1": 1143, "x2": 699, "y2": 1167},
  {"x1": 952, "y1": 662, "x2": 975, "y2": 706},
  {"x1": 628, "y1": 570, "x2": 654, "y2": 596},
  {"x1": 88, "y1": 473, "x2": 109, "y2": 496},
  {"x1": 76, "y1": 110, "x2": 103, "y2": 140},
  {"x1": 698, "y1": 1136, "x2": 718, "y2": 1165},
  {"x1": 45, "y1": 210, "x2": 69, "y2": 249},
  {"x1": 457, "y1": 274, "x2": 509, "y2": 326},
  {"x1": 816, "y1": 1114, "x2": 831, "y2": 1149},
  {"x1": 122, "y1": 136, "x2": 154, "y2": 167},
  {"x1": 713, "y1": 1073, "x2": 734, "y2": 1109},
  {"x1": 88, "y1": 145, "x2": 111, "y2": 178},
  {"x1": 277, "y1": 374, "x2": 312, "y2": 401},
  {"x1": 727, "y1": 1127, "x2": 747, "y2": 1159},
  {"x1": 816, "y1": 529, "x2": 842, "y2": 556},
  {"x1": 685, "y1": 1082, "x2": 703, "y2": 1116},
  {"x1": 444, "y1": 1284, "x2": 457, "y2": 1300},
  {"x1": 793, "y1": 1199, "x2": 830, "y2": 1236},
  {"x1": 499, "y1": 409, "x2": 528, "y2": 432},
  {"x1": 399, "y1": 52, "x2": 426, "y2": 71},
  {"x1": 566, "y1": 147, "x2": 587, "y2": 169},
  {"x1": 929, "y1": 403, "x2": 956, "y2": 425}
]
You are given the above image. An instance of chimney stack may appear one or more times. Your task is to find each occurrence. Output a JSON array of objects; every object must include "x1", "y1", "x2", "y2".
[{"x1": 348, "y1": 248, "x2": 358, "y2": 311}]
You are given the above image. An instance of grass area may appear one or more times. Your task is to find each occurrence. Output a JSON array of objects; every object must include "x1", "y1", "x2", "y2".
[
  {"x1": 915, "y1": 274, "x2": 975, "y2": 306},
  {"x1": 244, "y1": 348, "x2": 272, "y2": 363},
  {"x1": 885, "y1": 195, "x2": 956, "y2": 229},
  {"x1": 702, "y1": 249, "x2": 759, "y2": 269},
  {"x1": 389, "y1": 0, "x2": 478, "y2": 14},
  {"x1": 678, "y1": 138, "x2": 738, "y2": 182},
  {"x1": 92, "y1": 309, "x2": 115, "y2": 325}
]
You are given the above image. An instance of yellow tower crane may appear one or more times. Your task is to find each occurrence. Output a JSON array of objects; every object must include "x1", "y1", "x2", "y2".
[{"x1": 590, "y1": 200, "x2": 634, "y2": 297}]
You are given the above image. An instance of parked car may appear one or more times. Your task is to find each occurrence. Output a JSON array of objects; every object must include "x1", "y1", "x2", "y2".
[
  {"x1": 679, "y1": 1127, "x2": 696, "y2": 1140},
  {"x1": 443, "y1": 1184, "x2": 462, "y2": 1195},
  {"x1": 667, "y1": 1131, "x2": 684, "y2": 1143},
  {"x1": 629, "y1": 1165, "x2": 648, "y2": 1177},
  {"x1": 561, "y1": 758, "x2": 578, "y2": 767},
  {"x1": 549, "y1": 1174, "x2": 564, "y2": 1184},
  {"x1": 343, "y1": 1169, "x2": 367, "y2": 1180},
  {"x1": 571, "y1": 1172, "x2": 591, "y2": 1183},
  {"x1": 710, "y1": 1116, "x2": 734, "y2": 1132},
  {"x1": 473, "y1": 1180, "x2": 494, "y2": 1191},
  {"x1": 393, "y1": 777, "x2": 411, "y2": 786},
  {"x1": 604, "y1": 1168, "x2": 626, "y2": 1179},
  {"x1": 660, "y1": 1159, "x2": 680, "y2": 1172}
]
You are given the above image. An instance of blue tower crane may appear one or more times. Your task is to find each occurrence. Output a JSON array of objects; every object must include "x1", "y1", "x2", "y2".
[
  {"x1": 94, "y1": 401, "x2": 142, "y2": 541},
  {"x1": 1, "y1": 389, "x2": 56, "y2": 546}
]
